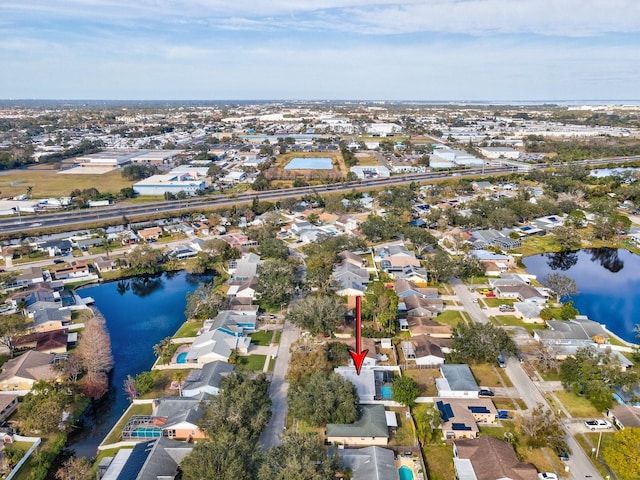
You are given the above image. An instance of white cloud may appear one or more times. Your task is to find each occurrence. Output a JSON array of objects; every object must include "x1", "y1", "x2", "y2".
[{"x1": 4, "y1": 0, "x2": 640, "y2": 36}]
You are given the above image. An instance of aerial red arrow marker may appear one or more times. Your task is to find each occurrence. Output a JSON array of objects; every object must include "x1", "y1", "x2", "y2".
[{"x1": 349, "y1": 295, "x2": 369, "y2": 375}]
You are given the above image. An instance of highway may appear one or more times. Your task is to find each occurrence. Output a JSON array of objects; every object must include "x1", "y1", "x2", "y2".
[{"x1": 1, "y1": 155, "x2": 638, "y2": 237}]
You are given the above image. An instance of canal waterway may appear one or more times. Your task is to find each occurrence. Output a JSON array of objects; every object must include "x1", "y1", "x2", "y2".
[
  {"x1": 523, "y1": 248, "x2": 640, "y2": 343},
  {"x1": 67, "y1": 271, "x2": 210, "y2": 458}
]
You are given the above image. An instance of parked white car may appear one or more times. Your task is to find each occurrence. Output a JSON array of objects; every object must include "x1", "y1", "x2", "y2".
[
  {"x1": 584, "y1": 419, "x2": 612, "y2": 430},
  {"x1": 538, "y1": 474, "x2": 558, "y2": 480}
]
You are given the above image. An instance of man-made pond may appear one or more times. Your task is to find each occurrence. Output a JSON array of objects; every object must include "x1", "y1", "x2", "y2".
[
  {"x1": 523, "y1": 248, "x2": 640, "y2": 343},
  {"x1": 68, "y1": 271, "x2": 209, "y2": 458}
]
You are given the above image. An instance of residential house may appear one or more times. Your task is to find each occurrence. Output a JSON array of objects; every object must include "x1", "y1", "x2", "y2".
[
  {"x1": 375, "y1": 244, "x2": 421, "y2": 271},
  {"x1": 151, "y1": 395, "x2": 208, "y2": 440},
  {"x1": 38, "y1": 239, "x2": 72, "y2": 257},
  {"x1": 51, "y1": 260, "x2": 90, "y2": 280},
  {"x1": 613, "y1": 384, "x2": 640, "y2": 407},
  {"x1": 94, "y1": 255, "x2": 117, "y2": 272},
  {"x1": 181, "y1": 361, "x2": 235, "y2": 397},
  {"x1": 533, "y1": 317, "x2": 610, "y2": 350},
  {"x1": 326, "y1": 405, "x2": 390, "y2": 446},
  {"x1": 335, "y1": 337, "x2": 377, "y2": 369},
  {"x1": 607, "y1": 405, "x2": 640, "y2": 429},
  {"x1": 513, "y1": 302, "x2": 542, "y2": 323},
  {"x1": 391, "y1": 265, "x2": 429, "y2": 284},
  {"x1": 453, "y1": 436, "x2": 538, "y2": 480},
  {"x1": 227, "y1": 277, "x2": 258, "y2": 299},
  {"x1": 338, "y1": 446, "x2": 398, "y2": 480},
  {"x1": 12, "y1": 266, "x2": 45, "y2": 286},
  {"x1": 401, "y1": 335, "x2": 447, "y2": 366},
  {"x1": 436, "y1": 364, "x2": 480, "y2": 398},
  {"x1": 469, "y1": 250, "x2": 515, "y2": 267},
  {"x1": 14, "y1": 329, "x2": 70, "y2": 354},
  {"x1": 333, "y1": 262, "x2": 370, "y2": 292},
  {"x1": 436, "y1": 398, "x2": 497, "y2": 440},
  {"x1": 334, "y1": 366, "x2": 377, "y2": 402},
  {"x1": 184, "y1": 311, "x2": 255, "y2": 364},
  {"x1": 468, "y1": 229, "x2": 521, "y2": 250},
  {"x1": 228, "y1": 253, "x2": 262, "y2": 280},
  {"x1": 394, "y1": 279, "x2": 438, "y2": 299},
  {"x1": 400, "y1": 317, "x2": 453, "y2": 338},
  {"x1": 401, "y1": 295, "x2": 444, "y2": 318},
  {"x1": 219, "y1": 233, "x2": 259, "y2": 250},
  {"x1": 12, "y1": 285, "x2": 61, "y2": 312},
  {"x1": 0, "y1": 394, "x2": 19, "y2": 421},
  {"x1": 494, "y1": 284, "x2": 547, "y2": 304},
  {"x1": 137, "y1": 227, "x2": 162, "y2": 242},
  {"x1": 169, "y1": 245, "x2": 198, "y2": 260},
  {"x1": 0, "y1": 350, "x2": 61, "y2": 393},
  {"x1": 338, "y1": 250, "x2": 367, "y2": 268},
  {"x1": 99, "y1": 437, "x2": 195, "y2": 480},
  {"x1": 75, "y1": 237, "x2": 103, "y2": 251}
]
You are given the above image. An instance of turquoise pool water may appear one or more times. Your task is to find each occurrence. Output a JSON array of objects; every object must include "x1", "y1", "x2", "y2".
[
  {"x1": 176, "y1": 352, "x2": 188, "y2": 363},
  {"x1": 380, "y1": 385, "x2": 393, "y2": 399},
  {"x1": 399, "y1": 465, "x2": 414, "y2": 480}
]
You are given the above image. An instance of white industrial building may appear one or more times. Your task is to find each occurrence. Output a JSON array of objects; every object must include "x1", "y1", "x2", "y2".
[
  {"x1": 349, "y1": 165, "x2": 391, "y2": 179},
  {"x1": 479, "y1": 147, "x2": 520, "y2": 160},
  {"x1": 133, "y1": 171, "x2": 206, "y2": 196},
  {"x1": 75, "y1": 149, "x2": 184, "y2": 168},
  {"x1": 430, "y1": 149, "x2": 483, "y2": 167},
  {"x1": 367, "y1": 123, "x2": 402, "y2": 136}
]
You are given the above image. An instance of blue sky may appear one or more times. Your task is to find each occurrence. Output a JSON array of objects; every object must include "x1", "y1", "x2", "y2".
[{"x1": 1, "y1": 0, "x2": 639, "y2": 100}]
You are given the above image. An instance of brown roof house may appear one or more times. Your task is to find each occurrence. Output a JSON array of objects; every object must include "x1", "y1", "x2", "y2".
[
  {"x1": 14, "y1": 329, "x2": 70, "y2": 355},
  {"x1": 399, "y1": 317, "x2": 453, "y2": 338},
  {"x1": 0, "y1": 351, "x2": 60, "y2": 393},
  {"x1": 453, "y1": 436, "x2": 538, "y2": 480},
  {"x1": 436, "y1": 398, "x2": 497, "y2": 440},
  {"x1": 51, "y1": 260, "x2": 90, "y2": 280},
  {"x1": 401, "y1": 335, "x2": 447, "y2": 366},
  {"x1": 137, "y1": 226, "x2": 163, "y2": 242}
]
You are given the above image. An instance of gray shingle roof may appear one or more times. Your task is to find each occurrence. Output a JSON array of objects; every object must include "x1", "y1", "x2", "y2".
[
  {"x1": 338, "y1": 446, "x2": 398, "y2": 480},
  {"x1": 440, "y1": 364, "x2": 479, "y2": 391},
  {"x1": 181, "y1": 361, "x2": 235, "y2": 395},
  {"x1": 326, "y1": 404, "x2": 389, "y2": 439}
]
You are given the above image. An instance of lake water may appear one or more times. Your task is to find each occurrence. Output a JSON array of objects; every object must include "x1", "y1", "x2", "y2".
[
  {"x1": 68, "y1": 271, "x2": 209, "y2": 458},
  {"x1": 523, "y1": 248, "x2": 640, "y2": 343}
]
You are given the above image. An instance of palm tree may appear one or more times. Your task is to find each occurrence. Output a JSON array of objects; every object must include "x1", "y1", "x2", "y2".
[{"x1": 26, "y1": 185, "x2": 33, "y2": 199}]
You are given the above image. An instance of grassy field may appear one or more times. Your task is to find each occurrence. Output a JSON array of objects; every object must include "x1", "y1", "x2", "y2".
[
  {"x1": 483, "y1": 297, "x2": 515, "y2": 307},
  {"x1": 402, "y1": 369, "x2": 440, "y2": 396},
  {"x1": 469, "y1": 363, "x2": 504, "y2": 388},
  {"x1": 355, "y1": 155, "x2": 379, "y2": 166},
  {"x1": 249, "y1": 330, "x2": 273, "y2": 346},
  {"x1": 435, "y1": 310, "x2": 465, "y2": 327},
  {"x1": 388, "y1": 407, "x2": 415, "y2": 447},
  {"x1": 273, "y1": 330, "x2": 282, "y2": 344},
  {"x1": 239, "y1": 354, "x2": 267, "y2": 371},
  {"x1": 173, "y1": 321, "x2": 203, "y2": 338},
  {"x1": 553, "y1": 390, "x2": 603, "y2": 418},
  {"x1": 139, "y1": 369, "x2": 188, "y2": 399},
  {"x1": 0, "y1": 167, "x2": 134, "y2": 198},
  {"x1": 422, "y1": 444, "x2": 455, "y2": 480},
  {"x1": 491, "y1": 315, "x2": 542, "y2": 335}
]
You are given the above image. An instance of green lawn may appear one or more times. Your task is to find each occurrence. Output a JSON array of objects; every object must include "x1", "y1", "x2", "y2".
[
  {"x1": 388, "y1": 407, "x2": 415, "y2": 447},
  {"x1": 423, "y1": 444, "x2": 456, "y2": 480},
  {"x1": 273, "y1": 331, "x2": 282, "y2": 344},
  {"x1": 553, "y1": 390, "x2": 603, "y2": 418},
  {"x1": 174, "y1": 321, "x2": 203, "y2": 338},
  {"x1": 493, "y1": 397, "x2": 526, "y2": 411},
  {"x1": 249, "y1": 330, "x2": 273, "y2": 346},
  {"x1": 435, "y1": 310, "x2": 465, "y2": 327},
  {"x1": 469, "y1": 363, "x2": 502, "y2": 388},
  {"x1": 490, "y1": 315, "x2": 542, "y2": 335},
  {"x1": 101, "y1": 403, "x2": 153, "y2": 446},
  {"x1": 483, "y1": 297, "x2": 515, "y2": 307},
  {"x1": 402, "y1": 369, "x2": 440, "y2": 396},
  {"x1": 238, "y1": 354, "x2": 268, "y2": 372}
]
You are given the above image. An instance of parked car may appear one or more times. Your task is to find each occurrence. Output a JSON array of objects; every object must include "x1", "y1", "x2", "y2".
[
  {"x1": 53, "y1": 259, "x2": 65, "y2": 264},
  {"x1": 584, "y1": 419, "x2": 612, "y2": 430},
  {"x1": 496, "y1": 410, "x2": 510, "y2": 419},
  {"x1": 538, "y1": 473, "x2": 558, "y2": 480},
  {"x1": 557, "y1": 449, "x2": 570, "y2": 461},
  {"x1": 479, "y1": 389, "x2": 495, "y2": 397}
]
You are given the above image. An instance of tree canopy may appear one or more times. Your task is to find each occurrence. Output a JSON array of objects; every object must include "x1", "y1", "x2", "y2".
[
  {"x1": 286, "y1": 295, "x2": 346, "y2": 335},
  {"x1": 288, "y1": 371, "x2": 359, "y2": 426},
  {"x1": 449, "y1": 321, "x2": 518, "y2": 364},
  {"x1": 601, "y1": 427, "x2": 640, "y2": 479},
  {"x1": 255, "y1": 258, "x2": 299, "y2": 308},
  {"x1": 392, "y1": 375, "x2": 420, "y2": 407}
]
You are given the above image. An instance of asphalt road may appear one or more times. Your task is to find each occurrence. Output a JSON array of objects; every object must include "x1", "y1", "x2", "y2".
[
  {"x1": 258, "y1": 317, "x2": 300, "y2": 451},
  {"x1": 452, "y1": 277, "x2": 603, "y2": 480}
]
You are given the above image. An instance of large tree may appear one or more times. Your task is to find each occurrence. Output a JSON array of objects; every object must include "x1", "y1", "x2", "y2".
[
  {"x1": 185, "y1": 282, "x2": 228, "y2": 319},
  {"x1": 0, "y1": 313, "x2": 30, "y2": 357},
  {"x1": 415, "y1": 405, "x2": 443, "y2": 444},
  {"x1": 288, "y1": 371, "x2": 358, "y2": 426},
  {"x1": 181, "y1": 432, "x2": 257, "y2": 480},
  {"x1": 258, "y1": 433, "x2": 343, "y2": 480},
  {"x1": 602, "y1": 428, "x2": 640, "y2": 479},
  {"x1": 425, "y1": 249, "x2": 456, "y2": 285},
  {"x1": 515, "y1": 404, "x2": 568, "y2": 453},
  {"x1": 392, "y1": 375, "x2": 420, "y2": 407},
  {"x1": 560, "y1": 346, "x2": 637, "y2": 411},
  {"x1": 544, "y1": 272, "x2": 578, "y2": 303},
  {"x1": 361, "y1": 281, "x2": 399, "y2": 334},
  {"x1": 449, "y1": 321, "x2": 518, "y2": 364},
  {"x1": 287, "y1": 295, "x2": 346, "y2": 335},
  {"x1": 255, "y1": 258, "x2": 299, "y2": 308},
  {"x1": 18, "y1": 381, "x2": 68, "y2": 435},
  {"x1": 76, "y1": 317, "x2": 113, "y2": 400}
]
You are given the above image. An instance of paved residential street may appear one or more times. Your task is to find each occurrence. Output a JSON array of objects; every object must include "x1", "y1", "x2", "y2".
[
  {"x1": 451, "y1": 278, "x2": 603, "y2": 480},
  {"x1": 258, "y1": 318, "x2": 299, "y2": 450}
]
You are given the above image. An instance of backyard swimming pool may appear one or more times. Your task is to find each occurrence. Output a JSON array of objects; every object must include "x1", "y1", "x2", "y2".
[
  {"x1": 176, "y1": 352, "x2": 188, "y2": 363},
  {"x1": 399, "y1": 465, "x2": 414, "y2": 480},
  {"x1": 380, "y1": 385, "x2": 393, "y2": 399},
  {"x1": 284, "y1": 157, "x2": 332, "y2": 170}
]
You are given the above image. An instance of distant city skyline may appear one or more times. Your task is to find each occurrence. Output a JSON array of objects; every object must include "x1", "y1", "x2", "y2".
[{"x1": 2, "y1": 1, "x2": 640, "y2": 101}]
